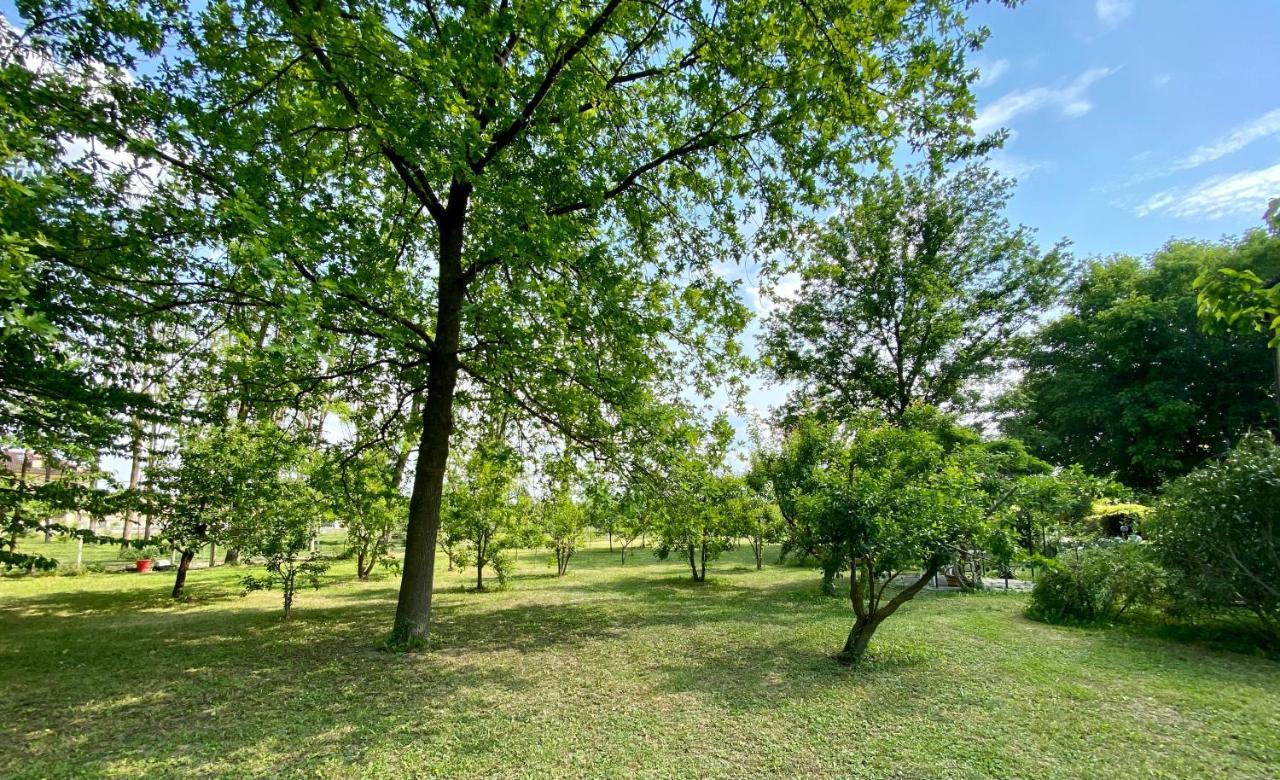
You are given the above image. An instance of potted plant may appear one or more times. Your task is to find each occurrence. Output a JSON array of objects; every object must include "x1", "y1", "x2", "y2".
[{"x1": 135, "y1": 545, "x2": 163, "y2": 573}]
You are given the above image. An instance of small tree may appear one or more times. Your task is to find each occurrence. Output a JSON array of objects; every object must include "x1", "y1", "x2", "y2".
[
  {"x1": 1152, "y1": 432, "x2": 1280, "y2": 640},
  {"x1": 539, "y1": 480, "x2": 585, "y2": 577},
  {"x1": 157, "y1": 422, "x2": 310, "y2": 598},
  {"x1": 238, "y1": 482, "x2": 329, "y2": 619},
  {"x1": 742, "y1": 460, "x2": 785, "y2": 570},
  {"x1": 653, "y1": 418, "x2": 740, "y2": 582},
  {"x1": 777, "y1": 410, "x2": 985, "y2": 664},
  {"x1": 442, "y1": 440, "x2": 528, "y2": 590},
  {"x1": 313, "y1": 449, "x2": 406, "y2": 580}
]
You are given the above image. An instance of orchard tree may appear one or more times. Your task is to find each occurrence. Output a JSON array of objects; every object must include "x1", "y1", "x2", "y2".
[
  {"x1": 539, "y1": 478, "x2": 585, "y2": 577},
  {"x1": 653, "y1": 417, "x2": 742, "y2": 582},
  {"x1": 312, "y1": 446, "x2": 407, "y2": 580},
  {"x1": 156, "y1": 421, "x2": 309, "y2": 598},
  {"x1": 776, "y1": 409, "x2": 985, "y2": 664},
  {"x1": 441, "y1": 438, "x2": 529, "y2": 591},
  {"x1": 238, "y1": 480, "x2": 329, "y2": 619},
  {"x1": 743, "y1": 458, "x2": 785, "y2": 570},
  {"x1": 13, "y1": 0, "x2": 996, "y2": 646},
  {"x1": 585, "y1": 475, "x2": 654, "y2": 564},
  {"x1": 764, "y1": 164, "x2": 1067, "y2": 423}
]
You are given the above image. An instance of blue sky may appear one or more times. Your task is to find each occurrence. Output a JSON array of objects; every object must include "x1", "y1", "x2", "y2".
[
  {"x1": 966, "y1": 0, "x2": 1280, "y2": 256},
  {"x1": 729, "y1": 0, "x2": 1280, "y2": 446}
]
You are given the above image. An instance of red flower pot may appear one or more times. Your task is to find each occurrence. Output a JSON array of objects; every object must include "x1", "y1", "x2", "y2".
[{"x1": 136, "y1": 559, "x2": 154, "y2": 573}]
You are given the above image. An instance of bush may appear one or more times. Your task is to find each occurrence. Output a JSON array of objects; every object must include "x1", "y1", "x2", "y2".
[
  {"x1": 1151, "y1": 432, "x2": 1280, "y2": 640},
  {"x1": 1028, "y1": 541, "x2": 1160, "y2": 623}
]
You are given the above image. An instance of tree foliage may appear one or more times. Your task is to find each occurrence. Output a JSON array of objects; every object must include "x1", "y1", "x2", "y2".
[
  {"x1": 8, "y1": 0, "x2": 996, "y2": 645},
  {"x1": 764, "y1": 165, "x2": 1066, "y2": 423},
  {"x1": 1003, "y1": 240, "x2": 1278, "y2": 489}
]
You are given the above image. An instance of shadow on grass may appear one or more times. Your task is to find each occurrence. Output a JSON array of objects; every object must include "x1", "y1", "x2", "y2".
[{"x1": 4, "y1": 555, "x2": 1275, "y2": 777}]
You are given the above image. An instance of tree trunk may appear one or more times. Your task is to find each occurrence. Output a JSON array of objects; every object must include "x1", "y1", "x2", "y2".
[
  {"x1": 142, "y1": 421, "x2": 158, "y2": 541},
  {"x1": 75, "y1": 511, "x2": 84, "y2": 567},
  {"x1": 172, "y1": 549, "x2": 195, "y2": 598},
  {"x1": 121, "y1": 415, "x2": 143, "y2": 549},
  {"x1": 839, "y1": 567, "x2": 937, "y2": 665},
  {"x1": 357, "y1": 548, "x2": 368, "y2": 580},
  {"x1": 476, "y1": 557, "x2": 484, "y2": 591},
  {"x1": 608, "y1": 530, "x2": 613, "y2": 552},
  {"x1": 224, "y1": 548, "x2": 240, "y2": 565},
  {"x1": 389, "y1": 213, "x2": 467, "y2": 648},
  {"x1": 282, "y1": 569, "x2": 295, "y2": 619},
  {"x1": 208, "y1": 542, "x2": 216, "y2": 568},
  {"x1": 41, "y1": 460, "x2": 53, "y2": 543},
  {"x1": 840, "y1": 614, "x2": 883, "y2": 664}
]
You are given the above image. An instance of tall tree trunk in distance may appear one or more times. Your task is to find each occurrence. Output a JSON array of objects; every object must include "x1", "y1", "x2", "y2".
[
  {"x1": 172, "y1": 549, "x2": 195, "y2": 598},
  {"x1": 389, "y1": 209, "x2": 467, "y2": 648},
  {"x1": 75, "y1": 511, "x2": 84, "y2": 567},
  {"x1": 224, "y1": 548, "x2": 240, "y2": 565},
  {"x1": 208, "y1": 542, "x2": 216, "y2": 568},
  {"x1": 121, "y1": 415, "x2": 143, "y2": 550},
  {"x1": 142, "y1": 421, "x2": 159, "y2": 540}
]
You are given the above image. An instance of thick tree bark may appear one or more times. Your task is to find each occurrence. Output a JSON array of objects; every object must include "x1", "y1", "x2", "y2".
[
  {"x1": 389, "y1": 211, "x2": 467, "y2": 647},
  {"x1": 224, "y1": 548, "x2": 240, "y2": 565},
  {"x1": 172, "y1": 549, "x2": 195, "y2": 598}
]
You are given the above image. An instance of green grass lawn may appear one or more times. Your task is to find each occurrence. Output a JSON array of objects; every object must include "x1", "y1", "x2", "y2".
[{"x1": 2, "y1": 542, "x2": 1278, "y2": 779}]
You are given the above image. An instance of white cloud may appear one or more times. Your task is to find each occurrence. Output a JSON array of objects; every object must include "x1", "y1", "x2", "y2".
[
  {"x1": 1096, "y1": 0, "x2": 1134, "y2": 28},
  {"x1": 1173, "y1": 108, "x2": 1280, "y2": 170},
  {"x1": 988, "y1": 152, "x2": 1050, "y2": 182},
  {"x1": 975, "y1": 58, "x2": 1010, "y2": 89},
  {"x1": 1152, "y1": 73, "x2": 1172, "y2": 89},
  {"x1": 973, "y1": 67, "x2": 1117, "y2": 134},
  {"x1": 1136, "y1": 162, "x2": 1280, "y2": 220}
]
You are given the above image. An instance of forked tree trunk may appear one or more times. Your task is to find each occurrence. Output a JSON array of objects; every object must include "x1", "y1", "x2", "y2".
[
  {"x1": 841, "y1": 614, "x2": 884, "y2": 662},
  {"x1": 172, "y1": 549, "x2": 196, "y2": 598},
  {"x1": 838, "y1": 565, "x2": 938, "y2": 665}
]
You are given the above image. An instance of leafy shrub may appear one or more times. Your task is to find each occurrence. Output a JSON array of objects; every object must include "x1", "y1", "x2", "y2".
[
  {"x1": 1151, "y1": 432, "x2": 1280, "y2": 640},
  {"x1": 1028, "y1": 541, "x2": 1161, "y2": 623}
]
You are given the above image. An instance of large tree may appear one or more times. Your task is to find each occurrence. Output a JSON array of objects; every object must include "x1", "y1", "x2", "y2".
[
  {"x1": 763, "y1": 164, "x2": 1067, "y2": 423},
  {"x1": 16, "y1": 0, "x2": 992, "y2": 645},
  {"x1": 1003, "y1": 238, "x2": 1277, "y2": 490}
]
